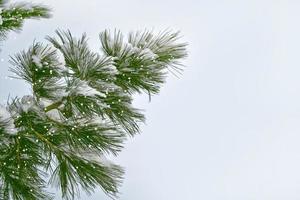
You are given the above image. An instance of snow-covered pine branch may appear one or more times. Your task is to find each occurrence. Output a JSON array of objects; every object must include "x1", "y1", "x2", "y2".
[
  {"x1": 100, "y1": 29, "x2": 188, "y2": 95},
  {"x1": 0, "y1": 29, "x2": 187, "y2": 200},
  {"x1": 0, "y1": 105, "x2": 17, "y2": 135},
  {"x1": 0, "y1": 0, "x2": 50, "y2": 41}
]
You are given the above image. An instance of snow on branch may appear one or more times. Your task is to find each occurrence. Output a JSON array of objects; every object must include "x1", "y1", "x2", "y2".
[
  {"x1": 0, "y1": 105, "x2": 17, "y2": 134},
  {"x1": 3, "y1": 29, "x2": 187, "y2": 200}
]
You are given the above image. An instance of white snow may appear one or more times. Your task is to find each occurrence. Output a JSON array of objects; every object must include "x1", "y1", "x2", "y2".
[
  {"x1": 32, "y1": 54, "x2": 43, "y2": 68},
  {"x1": 77, "y1": 151, "x2": 113, "y2": 167},
  {"x1": 74, "y1": 80, "x2": 106, "y2": 98},
  {"x1": 127, "y1": 43, "x2": 157, "y2": 60},
  {"x1": 20, "y1": 95, "x2": 36, "y2": 112},
  {"x1": 140, "y1": 48, "x2": 158, "y2": 60},
  {"x1": 45, "y1": 79, "x2": 106, "y2": 104},
  {"x1": 43, "y1": 78, "x2": 69, "y2": 100},
  {"x1": 126, "y1": 43, "x2": 132, "y2": 48},
  {"x1": 0, "y1": 105, "x2": 17, "y2": 135},
  {"x1": 109, "y1": 64, "x2": 118, "y2": 74},
  {"x1": 127, "y1": 43, "x2": 140, "y2": 54},
  {"x1": 107, "y1": 37, "x2": 115, "y2": 48},
  {"x1": 90, "y1": 116, "x2": 112, "y2": 125},
  {"x1": 111, "y1": 56, "x2": 118, "y2": 61},
  {"x1": 94, "y1": 154, "x2": 113, "y2": 167},
  {"x1": 46, "y1": 109, "x2": 63, "y2": 122},
  {"x1": 40, "y1": 99, "x2": 64, "y2": 121},
  {"x1": 103, "y1": 64, "x2": 119, "y2": 75}
]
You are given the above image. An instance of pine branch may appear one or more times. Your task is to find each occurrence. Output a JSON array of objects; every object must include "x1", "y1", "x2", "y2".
[
  {"x1": 44, "y1": 98, "x2": 65, "y2": 112},
  {"x1": 0, "y1": 0, "x2": 51, "y2": 42},
  {"x1": 0, "y1": 110, "x2": 53, "y2": 200},
  {"x1": 100, "y1": 29, "x2": 188, "y2": 95},
  {"x1": 1, "y1": 29, "x2": 188, "y2": 200},
  {"x1": 1, "y1": 97, "x2": 124, "y2": 200}
]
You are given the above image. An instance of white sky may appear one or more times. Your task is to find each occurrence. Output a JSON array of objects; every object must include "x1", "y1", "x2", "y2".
[{"x1": 2, "y1": 0, "x2": 300, "y2": 199}]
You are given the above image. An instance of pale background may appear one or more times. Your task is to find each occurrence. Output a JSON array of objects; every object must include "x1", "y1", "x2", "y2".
[{"x1": 1, "y1": 0, "x2": 300, "y2": 199}]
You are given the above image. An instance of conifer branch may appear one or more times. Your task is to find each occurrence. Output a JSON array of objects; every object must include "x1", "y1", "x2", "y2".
[
  {"x1": 0, "y1": 0, "x2": 51, "y2": 42},
  {"x1": 44, "y1": 98, "x2": 65, "y2": 113},
  {"x1": 1, "y1": 28, "x2": 188, "y2": 200}
]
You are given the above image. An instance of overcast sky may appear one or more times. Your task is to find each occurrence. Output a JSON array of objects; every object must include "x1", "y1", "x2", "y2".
[{"x1": 2, "y1": 0, "x2": 300, "y2": 199}]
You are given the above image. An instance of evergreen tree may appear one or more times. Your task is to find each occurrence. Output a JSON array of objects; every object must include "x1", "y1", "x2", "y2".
[{"x1": 0, "y1": 1, "x2": 187, "y2": 200}]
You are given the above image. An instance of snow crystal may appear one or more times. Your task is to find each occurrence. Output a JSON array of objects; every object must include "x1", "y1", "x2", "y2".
[
  {"x1": 32, "y1": 54, "x2": 43, "y2": 68},
  {"x1": 0, "y1": 105, "x2": 17, "y2": 135}
]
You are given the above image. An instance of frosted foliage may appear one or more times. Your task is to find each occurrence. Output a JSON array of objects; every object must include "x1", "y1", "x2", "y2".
[
  {"x1": 73, "y1": 80, "x2": 106, "y2": 98},
  {"x1": 40, "y1": 98, "x2": 64, "y2": 111},
  {"x1": 2, "y1": 28, "x2": 187, "y2": 200},
  {"x1": 109, "y1": 64, "x2": 119, "y2": 75},
  {"x1": 0, "y1": 105, "x2": 17, "y2": 135},
  {"x1": 46, "y1": 109, "x2": 62, "y2": 121},
  {"x1": 140, "y1": 48, "x2": 158, "y2": 59},
  {"x1": 49, "y1": 79, "x2": 106, "y2": 100},
  {"x1": 90, "y1": 116, "x2": 111, "y2": 126},
  {"x1": 45, "y1": 78, "x2": 68, "y2": 99},
  {"x1": 126, "y1": 43, "x2": 140, "y2": 54},
  {"x1": 20, "y1": 95, "x2": 36, "y2": 112},
  {"x1": 32, "y1": 54, "x2": 43, "y2": 68},
  {"x1": 126, "y1": 43, "x2": 157, "y2": 60},
  {"x1": 78, "y1": 152, "x2": 112, "y2": 167},
  {"x1": 103, "y1": 63, "x2": 119, "y2": 75}
]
